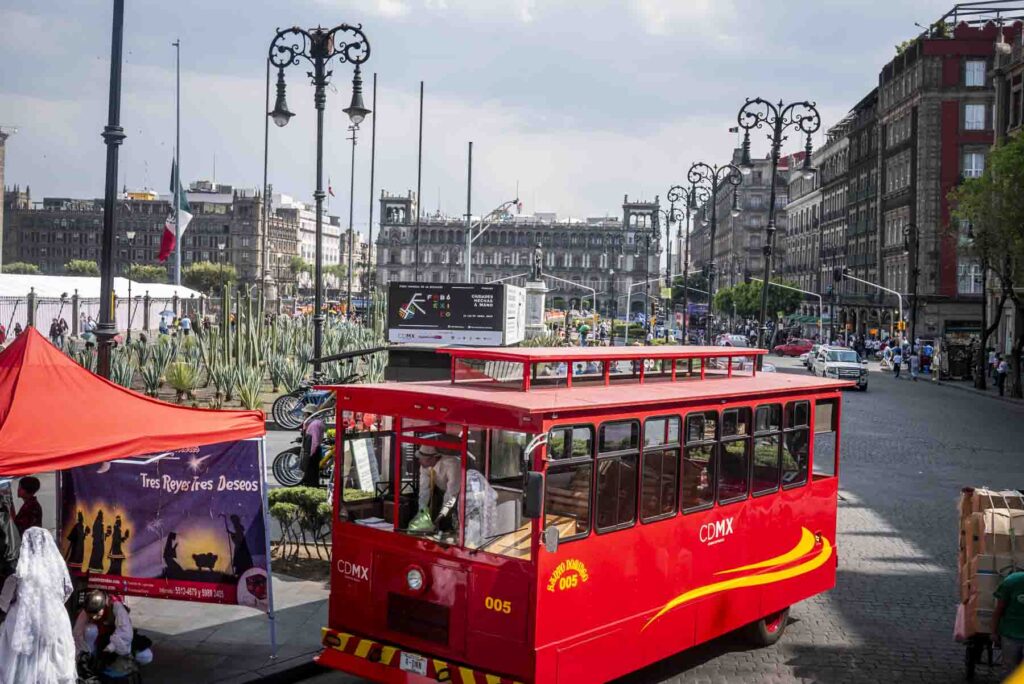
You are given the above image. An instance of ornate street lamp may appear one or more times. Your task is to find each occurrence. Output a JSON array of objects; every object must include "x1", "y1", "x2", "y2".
[
  {"x1": 687, "y1": 161, "x2": 742, "y2": 338},
  {"x1": 124, "y1": 230, "x2": 135, "y2": 343},
  {"x1": 903, "y1": 222, "x2": 920, "y2": 349},
  {"x1": 737, "y1": 98, "x2": 821, "y2": 358},
  {"x1": 658, "y1": 202, "x2": 683, "y2": 338},
  {"x1": 268, "y1": 24, "x2": 371, "y2": 379}
]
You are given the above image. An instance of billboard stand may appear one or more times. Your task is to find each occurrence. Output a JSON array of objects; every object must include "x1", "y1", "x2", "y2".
[{"x1": 259, "y1": 437, "x2": 278, "y2": 659}]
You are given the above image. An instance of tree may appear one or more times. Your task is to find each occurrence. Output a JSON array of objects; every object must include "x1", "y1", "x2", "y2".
[
  {"x1": 65, "y1": 260, "x2": 100, "y2": 276},
  {"x1": 949, "y1": 133, "x2": 1024, "y2": 396},
  {"x1": 4, "y1": 262, "x2": 40, "y2": 275},
  {"x1": 127, "y1": 264, "x2": 168, "y2": 283},
  {"x1": 182, "y1": 261, "x2": 237, "y2": 293},
  {"x1": 289, "y1": 256, "x2": 311, "y2": 277},
  {"x1": 713, "y1": 280, "x2": 804, "y2": 320}
]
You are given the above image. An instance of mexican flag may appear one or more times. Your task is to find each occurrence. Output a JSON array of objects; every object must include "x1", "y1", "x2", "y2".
[{"x1": 158, "y1": 159, "x2": 193, "y2": 262}]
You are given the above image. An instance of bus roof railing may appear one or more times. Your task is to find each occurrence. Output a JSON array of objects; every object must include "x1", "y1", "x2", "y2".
[{"x1": 436, "y1": 345, "x2": 767, "y2": 391}]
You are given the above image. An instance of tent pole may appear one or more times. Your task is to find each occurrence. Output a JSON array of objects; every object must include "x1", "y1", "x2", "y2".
[{"x1": 258, "y1": 437, "x2": 278, "y2": 659}]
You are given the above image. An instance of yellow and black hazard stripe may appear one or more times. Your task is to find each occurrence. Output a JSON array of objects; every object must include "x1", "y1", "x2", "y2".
[{"x1": 321, "y1": 628, "x2": 524, "y2": 684}]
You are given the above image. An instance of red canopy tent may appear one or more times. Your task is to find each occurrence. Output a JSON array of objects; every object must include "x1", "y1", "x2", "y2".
[{"x1": 0, "y1": 327, "x2": 265, "y2": 476}]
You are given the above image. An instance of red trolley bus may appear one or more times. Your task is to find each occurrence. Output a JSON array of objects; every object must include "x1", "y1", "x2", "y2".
[{"x1": 318, "y1": 345, "x2": 850, "y2": 683}]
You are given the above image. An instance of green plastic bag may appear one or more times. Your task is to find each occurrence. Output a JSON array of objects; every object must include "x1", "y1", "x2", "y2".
[{"x1": 408, "y1": 509, "x2": 435, "y2": 533}]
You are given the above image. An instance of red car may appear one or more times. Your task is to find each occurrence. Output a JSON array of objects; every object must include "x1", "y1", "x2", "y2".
[{"x1": 773, "y1": 338, "x2": 814, "y2": 356}]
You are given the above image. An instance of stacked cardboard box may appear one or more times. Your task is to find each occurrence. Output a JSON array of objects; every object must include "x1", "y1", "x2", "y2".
[{"x1": 958, "y1": 487, "x2": 1024, "y2": 636}]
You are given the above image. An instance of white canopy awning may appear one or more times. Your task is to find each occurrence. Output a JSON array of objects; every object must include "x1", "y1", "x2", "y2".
[{"x1": 0, "y1": 274, "x2": 205, "y2": 299}]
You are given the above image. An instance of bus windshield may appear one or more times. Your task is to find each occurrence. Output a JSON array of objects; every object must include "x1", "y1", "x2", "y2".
[{"x1": 339, "y1": 419, "x2": 536, "y2": 561}]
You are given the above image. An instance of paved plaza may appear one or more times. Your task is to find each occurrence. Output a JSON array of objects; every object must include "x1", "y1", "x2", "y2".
[{"x1": 303, "y1": 358, "x2": 1024, "y2": 684}]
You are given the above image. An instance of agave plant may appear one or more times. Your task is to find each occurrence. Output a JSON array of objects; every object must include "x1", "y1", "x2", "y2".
[
  {"x1": 165, "y1": 361, "x2": 199, "y2": 404},
  {"x1": 75, "y1": 349, "x2": 97, "y2": 373},
  {"x1": 133, "y1": 339, "x2": 151, "y2": 367},
  {"x1": 140, "y1": 361, "x2": 162, "y2": 398},
  {"x1": 151, "y1": 338, "x2": 174, "y2": 375},
  {"x1": 267, "y1": 354, "x2": 288, "y2": 393},
  {"x1": 281, "y1": 358, "x2": 307, "y2": 392},
  {"x1": 208, "y1": 362, "x2": 236, "y2": 403},
  {"x1": 110, "y1": 352, "x2": 135, "y2": 389},
  {"x1": 236, "y1": 365, "x2": 265, "y2": 411}
]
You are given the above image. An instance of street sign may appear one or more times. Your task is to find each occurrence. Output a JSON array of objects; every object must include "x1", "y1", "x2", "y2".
[
  {"x1": 660, "y1": 287, "x2": 672, "y2": 299},
  {"x1": 387, "y1": 282, "x2": 525, "y2": 346}
]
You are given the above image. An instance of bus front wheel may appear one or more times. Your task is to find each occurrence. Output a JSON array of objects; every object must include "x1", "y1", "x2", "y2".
[{"x1": 746, "y1": 607, "x2": 790, "y2": 647}]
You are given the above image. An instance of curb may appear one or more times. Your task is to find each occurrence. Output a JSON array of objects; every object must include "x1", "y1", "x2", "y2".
[
  {"x1": 224, "y1": 651, "x2": 326, "y2": 684},
  {"x1": 934, "y1": 379, "x2": 1024, "y2": 406}
]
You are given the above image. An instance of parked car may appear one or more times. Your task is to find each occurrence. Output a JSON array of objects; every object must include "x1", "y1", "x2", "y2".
[
  {"x1": 813, "y1": 347, "x2": 868, "y2": 390},
  {"x1": 772, "y1": 338, "x2": 814, "y2": 357},
  {"x1": 802, "y1": 344, "x2": 822, "y2": 369}
]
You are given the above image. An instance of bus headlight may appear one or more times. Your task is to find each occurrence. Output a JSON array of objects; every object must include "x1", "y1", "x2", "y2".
[{"x1": 406, "y1": 567, "x2": 425, "y2": 592}]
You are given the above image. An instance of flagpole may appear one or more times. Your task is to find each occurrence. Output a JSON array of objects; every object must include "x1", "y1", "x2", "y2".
[
  {"x1": 414, "y1": 81, "x2": 423, "y2": 281},
  {"x1": 173, "y1": 38, "x2": 182, "y2": 288},
  {"x1": 366, "y1": 72, "x2": 377, "y2": 303}
]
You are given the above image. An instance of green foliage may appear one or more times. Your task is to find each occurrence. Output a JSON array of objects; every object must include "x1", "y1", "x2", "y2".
[
  {"x1": 713, "y1": 280, "x2": 804, "y2": 318},
  {"x1": 65, "y1": 260, "x2": 100, "y2": 276},
  {"x1": 268, "y1": 487, "x2": 331, "y2": 560},
  {"x1": 109, "y1": 349, "x2": 135, "y2": 389},
  {"x1": 127, "y1": 264, "x2": 168, "y2": 283},
  {"x1": 289, "y1": 256, "x2": 311, "y2": 276},
  {"x1": 4, "y1": 262, "x2": 40, "y2": 274},
  {"x1": 519, "y1": 333, "x2": 566, "y2": 348},
  {"x1": 140, "y1": 361, "x2": 162, "y2": 397},
  {"x1": 182, "y1": 261, "x2": 237, "y2": 292},
  {"x1": 236, "y1": 365, "x2": 265, "y2": 410},
  {"x1": 165, "y1": 361, "x2": 198, "y2": 403},
  {"x1": 671, "y1": 272, "x2": 709, "y2": 305}
]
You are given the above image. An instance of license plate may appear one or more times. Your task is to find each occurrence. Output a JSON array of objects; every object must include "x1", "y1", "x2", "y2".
[{"x1": 399, "y1": 652, "x2": 428, "y2": 676}]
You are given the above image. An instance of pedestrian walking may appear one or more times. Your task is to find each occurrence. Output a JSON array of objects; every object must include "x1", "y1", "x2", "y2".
[
  {"x1": 892, "y1": 348, "x2": 903, "y2": 379},
  {"x1": 989, "y1": 347, "x2": 998, "y2": 379},
  {"x1": 996, "y1": 355, "x2": 1009, "y2": 397},
  {"x1": 992, "y1": 570, "x2": 1024, "y2": 676},
  {"x1": 909, "y1": 352, "x2": 919, "y2": 381}
]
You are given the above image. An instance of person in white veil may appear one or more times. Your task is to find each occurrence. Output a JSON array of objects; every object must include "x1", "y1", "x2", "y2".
[{"x1": 0, "y1": 527, "x2": 76, "y2": 684}]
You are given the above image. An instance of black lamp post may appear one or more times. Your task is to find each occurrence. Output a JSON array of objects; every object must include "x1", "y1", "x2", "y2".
[
  {"x1": 268, "y1": 24, "x2": 371, "y2": 380},
  {"x1": 657, "y1": 203, "x2": 682, "y2": 338},
  {"x1": 677, "y1": 185, "x2": 709, "y2": 344},
  {"x1": 96, "y1": 0, "x2": 127, "y2": 379},
  {"x1": 687, "y1": 161, "x2": 742, "y2": 339},
  {"x1": 903, "y1": 222, "x2": 920, "y2": 349},
  {"x1": 737, "y1": 98, "x2": 821, "y2": 359}
]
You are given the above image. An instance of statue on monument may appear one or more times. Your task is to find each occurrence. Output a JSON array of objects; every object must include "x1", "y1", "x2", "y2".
[{"x1": 532, "y1": 243, "x2": 543, "y2": 280}]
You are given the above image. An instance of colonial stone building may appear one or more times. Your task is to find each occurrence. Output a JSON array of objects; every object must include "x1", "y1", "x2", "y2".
[
  {"x1": 2, "y1": 182, "x2": 302, "y2": 292},
  {"x1": 876, "y1": 20, "x2": 1007, "y2": 344},
  {"x1": 375, "y1": 190, "x2": 662, "y2": 317},
  {"x1": 0, "y1": 128, "x2": 11, "y2": 273},
  {"x1": 778, "y1": 153, "x2": 821, "y2": 307},
  {"x1": 689, "y1": 148, "x2": 791, "y2": 292}
]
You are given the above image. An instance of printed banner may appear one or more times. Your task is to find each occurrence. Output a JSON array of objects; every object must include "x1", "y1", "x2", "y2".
[{"x1": 60, "y1": 439, "x2": 270, "y2": 611}]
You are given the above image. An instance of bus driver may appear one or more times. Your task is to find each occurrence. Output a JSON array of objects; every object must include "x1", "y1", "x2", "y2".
[{"x1": 415, "y1": 445, "x2": 462, "y2": 531}]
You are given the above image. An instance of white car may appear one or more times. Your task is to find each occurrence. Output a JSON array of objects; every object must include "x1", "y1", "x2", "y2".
[
  {"x1": 813, "y1": 347, "x2": 868, "y2": 390},
  {"x1": 803, "y1": 344, "x2": 822, "y2": 370},
  {"x1": 714, "y1": 334, "x2": 775, "y2": 372}
]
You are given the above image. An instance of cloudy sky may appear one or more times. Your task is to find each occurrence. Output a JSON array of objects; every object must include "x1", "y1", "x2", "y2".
[{"x1": 2, "y1": 0, "x2": 956, "y2": 233}]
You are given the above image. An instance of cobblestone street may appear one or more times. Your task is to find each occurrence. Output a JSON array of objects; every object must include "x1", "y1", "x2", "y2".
[
  {"x1": 617, "y1": 359, "x2": 1024, "y2": 683},
  {"x1": 307, "y1": 359, "x2": 1024, "y2": 684}
]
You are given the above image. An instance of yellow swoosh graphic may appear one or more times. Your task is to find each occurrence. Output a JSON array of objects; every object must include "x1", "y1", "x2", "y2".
[
  {"x1": 714, "y1": 528, "x2": 816, "y2": 576},
  {"x1": 642, "y1": 536, "x2": 833, "y2": 631}
]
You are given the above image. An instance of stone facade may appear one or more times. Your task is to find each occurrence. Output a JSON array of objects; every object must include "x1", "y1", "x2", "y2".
[
  {"x1": 0, "y1": 128, "x2": 11, "y2": 273},
  {"x1": 2, "y1": 182, "x2": 303, "y2": 291},
  {"x1": 689, "y1": 149, "x2": 791, "y2": 291},
  {"x1": 375, "y1": 190, "x2": 661, "y2": 317}
]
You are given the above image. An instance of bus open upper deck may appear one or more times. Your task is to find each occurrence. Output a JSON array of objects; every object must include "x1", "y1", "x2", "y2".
[{"x1": 317, "y1": 345, "x2": 852, "y2": 684}]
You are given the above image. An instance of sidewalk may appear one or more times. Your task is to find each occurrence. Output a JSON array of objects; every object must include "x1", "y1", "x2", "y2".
[
  {"x1": 129, "y1": 572, "x2": 330, "y2": 684},
  {"x1": 935, "y1": 376, "x2": 1024, "y2": 405}
]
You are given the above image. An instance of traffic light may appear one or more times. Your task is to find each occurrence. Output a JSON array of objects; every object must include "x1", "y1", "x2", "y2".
[
  {"x1": 743, "y1": 269, "x2": 752, "y2": 284},
  {"x1": 832, "y1": 266, "x2": 844, "y2": 283},
  {"x1": 897, "y1": 320, "x2": 906, "y2": 332}
]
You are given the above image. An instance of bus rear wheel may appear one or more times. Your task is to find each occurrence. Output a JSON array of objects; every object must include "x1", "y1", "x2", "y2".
[{"x1": 746, "y1": 607, "x2": 790, "y2": 647}]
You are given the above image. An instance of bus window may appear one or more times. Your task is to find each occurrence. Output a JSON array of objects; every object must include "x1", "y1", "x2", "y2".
[
  {"x1": 752, "y1": 405, "x2": 782, "y2": 496},
  {"x1": 641, "y1": 416, "x2": 681, "y2": 522},
  {"x1": 466, "y1": 429, "x2": 536, "y2": 560},
  {"x1": 718, "y1": 408, "x2": 751, "y2": 504},
  {"x1": 812, "y1": 398, "x2": 838, "y2": 479},
  {"x1": 340, "y1": 426, "x2": 395, "y2": 525},
  {"x1": 545, "y1": 425, "x2": 594, "y2": 541},
  {"x1": 682, "y1": 411, "x2": 717, "y2": 512},
  {"x1": 782, "y1": 400, "x2": 811, "y2": 486},
  {"x1": 596, "y1": 421, "x2": 639, "y2": 532}
]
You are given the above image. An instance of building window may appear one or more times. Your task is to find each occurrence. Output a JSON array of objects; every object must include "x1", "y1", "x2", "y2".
[
  {"x1": 965, "y1": 104, "x2": 986, "y2": 131},
  {"x1": 965, "y1": 60, "x2": 986, "y2": 87},
  {"x1": 964, "y1": 151, "x2": 986, "y2": 179},
  {"x1": 958, "y1": 259, "x2": 983, "y2": 295}
]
